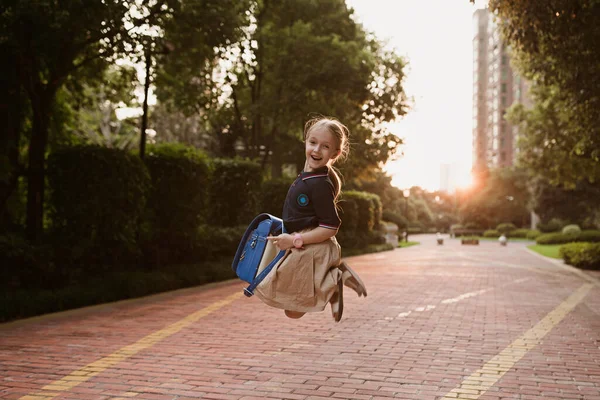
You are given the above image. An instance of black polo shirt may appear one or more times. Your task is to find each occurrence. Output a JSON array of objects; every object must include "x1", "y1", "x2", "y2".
[{"x1": 282, "y1": 166, "x2": 341, "y2": 233}]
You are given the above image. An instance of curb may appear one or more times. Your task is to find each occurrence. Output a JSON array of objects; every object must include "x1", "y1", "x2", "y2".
[
  {"x1": 523, "y1": 247, "x2": 600, "y2": 288},
  {"x1": 0, "y1": 279, "x2": 240, "y2": 330}
]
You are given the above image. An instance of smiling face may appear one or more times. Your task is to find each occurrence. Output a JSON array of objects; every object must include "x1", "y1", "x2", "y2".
[{"x1": 305, "y1": 126, "x2": 340, "y2": 172}]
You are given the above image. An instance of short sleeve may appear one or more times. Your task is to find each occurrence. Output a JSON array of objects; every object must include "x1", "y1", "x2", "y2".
[{"x1": 307, "y1": 178, "x2": 341, "y2": 230}]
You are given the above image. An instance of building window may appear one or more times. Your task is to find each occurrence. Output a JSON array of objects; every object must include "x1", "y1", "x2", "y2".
[
  {"x1": 501, "y1": 96, "x2": 507, "y2": 106},
  {"x1": 501, "y1": 83, "x2": 507, "y2": 93}
]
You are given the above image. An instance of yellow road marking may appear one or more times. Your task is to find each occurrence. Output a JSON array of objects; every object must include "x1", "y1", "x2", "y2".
[
  {"x1": 441, "y1": 283, "x2": 593, "y2": 400},
  {"x1": 20, "y1": 292, "x2": 243, "y2": 400}
]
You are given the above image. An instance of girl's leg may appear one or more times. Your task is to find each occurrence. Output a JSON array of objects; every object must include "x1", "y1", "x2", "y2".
[
  {"x1": 338, "y1": 261, "x2": 367, "y2": 297},
  {"x1": 329, "y1": 277, "x2": 344, "y2": 322},
  {"x1": 284, "y1": 310, "x2": 306, "y2": 319}
]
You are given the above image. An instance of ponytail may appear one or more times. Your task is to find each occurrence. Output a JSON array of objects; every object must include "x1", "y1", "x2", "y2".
[{"x1": 328, "y1": 165, "x2": 343, "y2": 205}]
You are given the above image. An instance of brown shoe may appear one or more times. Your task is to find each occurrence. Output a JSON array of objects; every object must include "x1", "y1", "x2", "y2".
[
  {"x1": 339, "y1": 261, "x2": 367, "y2": 297},
  {"x1": 330, "y1": 277, "x2": 344, "y2": 322}
]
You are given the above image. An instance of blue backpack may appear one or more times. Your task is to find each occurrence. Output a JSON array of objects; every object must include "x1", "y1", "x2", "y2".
[{"x1": 232, "y1": 213, "x2": 287, "y2": 297}]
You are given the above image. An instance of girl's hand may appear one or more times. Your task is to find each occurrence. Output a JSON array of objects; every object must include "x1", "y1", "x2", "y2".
[{"x1": 267, "y1": 233, "x2": 293, "y2": 251}]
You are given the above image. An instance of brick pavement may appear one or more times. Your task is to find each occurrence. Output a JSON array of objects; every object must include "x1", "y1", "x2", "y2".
[{"x1": 1, "y1": 235, "x2": 599, "y2": 400}]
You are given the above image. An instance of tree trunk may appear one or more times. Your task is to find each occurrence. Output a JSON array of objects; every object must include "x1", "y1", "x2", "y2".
[
  {"x1": 0, "y1": 93, "x2": 23, "y2": 229},
  {"x1": 26, "y1": 91, "x2": 51, "y2": 243},
  {"x1": 139, "y1": 49, "x2": 152, "y2": 160}
]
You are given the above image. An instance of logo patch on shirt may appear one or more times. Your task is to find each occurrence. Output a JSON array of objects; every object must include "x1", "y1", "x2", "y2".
[{"x1": 297, "y1": 194, "x2": 309, "y2": 207}]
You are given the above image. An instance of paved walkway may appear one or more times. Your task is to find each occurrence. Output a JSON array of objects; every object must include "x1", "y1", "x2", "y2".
[{"x1": 1, "y1": 235, "x2": 599, "y2": 400}]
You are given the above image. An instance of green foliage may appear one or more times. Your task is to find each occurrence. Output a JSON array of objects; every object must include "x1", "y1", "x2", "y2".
[
  {"x1": 142, "y1": 143, "x2": 212, "y2": 265},
  {"x1": 489, "y1": 0, "x2": 600, "y2": 187},
  {"x1": 484, "y1": 229, "x2": 501, "y2": 238},
  {"x1": 338, "y1": 195, "x2": 359, "y2": 233},
  {"x1": 496, "y1": 223, "x2": 517, "y2": 234},
  {"x1": 336, "y1": 190, "x2": 382, "y2": 248},
  {"x1": 527, "y1": 230, "x2": 542, "y2": 240},
  {"x1": 562, "y1": 224, "x2": 582, "y2": 235},
  {"x1": 510, "y1": 229, "x2": 532, "y2": 238},
  {"x1": 154, "y1": 0, "x2": 250, "y2": 116},
  {"x1": 537, "y1": 218, "x2": 566, "y2": 233},
  {"x1": 382, "y1": 210, "x2": 408, "y2": 230},
  {"x1": 559, "y1": 243, "x2": 600, "y2": 270},
  {"x1": 214, "y1": 0, "x2": 407, "y2": 176},
  {"x1": 3, "y1": 0, "x2": 134, "y2": 239},
  {"x1": 208, "y1": 158, "x2": 263, "y2": 226},
  {"x1": 536, "y1": 230, "x2": 600, "y2": 245},
  {"x1": 198, "y1": 225, "x2": 247, "y2": 259},
  {"x1": 64, "y1": 66, "x2": 139, "y2": 150},
  {"x1": 459, "y1": 169, "x2": 531, "y2": 229},
  {"x1": 578, "y1": 230, "x2": 600, "y2": 243},
  {"x1": 259, "y1": 179, "x2": 290, "y2": 216},
  {"x1": 47, "y1": 145, "x2": 149, "y2": 265},
  {"x1": 0, "y1": 258, "x2": 235, "y2": 322},
  {"x1": 342, "y1": 191, "x2": 376, "y2": 232}
]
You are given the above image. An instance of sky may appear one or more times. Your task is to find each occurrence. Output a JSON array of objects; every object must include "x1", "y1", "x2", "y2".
[{"x1": 346, "y1": 0, "x2": 487, "y2": 191}]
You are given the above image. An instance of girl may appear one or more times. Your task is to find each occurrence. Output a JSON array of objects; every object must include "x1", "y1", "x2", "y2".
[{"x1": 257, "y1": 117, "x2": 367, "y2": 322}]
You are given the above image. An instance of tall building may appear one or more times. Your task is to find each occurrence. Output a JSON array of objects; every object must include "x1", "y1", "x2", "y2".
[{"x1": 472, "y1": 9, "x2": 531, "y2": 172}]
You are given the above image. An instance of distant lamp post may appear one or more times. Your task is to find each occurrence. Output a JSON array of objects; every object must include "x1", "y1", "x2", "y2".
[{"x1": 403, "y1": 189, "x2": 410, "y2": 242}]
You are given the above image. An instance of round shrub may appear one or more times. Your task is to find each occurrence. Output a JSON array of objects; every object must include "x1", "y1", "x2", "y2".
[
  {"x1": 559, "y1": 242, "x2": 600, "y2": 270},
  {"x1": 496, "y1": 223, "x2": 517, "y2": 234},
  {"x1": 527, "y1": 230, "x2": 542, "y2": 240},
  {"x1": 484, "y1": 229, "x2": 500, "y2": 238},
  {"x1": 509, "y1": 229, "x2": 531, "y2": 238},
  {"x1": 47, "y1": 145, "x2": 150, "y2": 265},
  {"x1": 209, "y1": 158, "x2": 263, "y2": 226},
  {"x1": 142, "y1": 143, "x2": 211, "y2": 265},
  {"x1": 562, "y1": 224, "x2": 581, "y2": 235}
]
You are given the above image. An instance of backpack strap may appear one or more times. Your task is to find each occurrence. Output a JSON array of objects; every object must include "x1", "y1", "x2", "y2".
[{"x1": 243, "y1": 215, "x2": 286, "y2": 297}]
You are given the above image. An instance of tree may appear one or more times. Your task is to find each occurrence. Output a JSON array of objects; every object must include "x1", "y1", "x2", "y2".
[
  {"x1": 483, "y1": 0, "x2": 600, "y2": 186},
  {"x1": 208, "y1": 0, "x2": 407, "y2": 177},
  {"x1": 459, "y1": 168, "x2": 531, "y2": 228},
  {"x1": 508, "y1": 85, "x2": 600, "y2": 187},
  {"x1": 2, "y1": 0, "x2": 132, "y2": 241},
  {"x1": 530, "y1": 177, "x2": 600, "y2": 228}
]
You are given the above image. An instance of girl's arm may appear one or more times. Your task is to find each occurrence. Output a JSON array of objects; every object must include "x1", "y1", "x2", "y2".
[{"x1": 267, "y1": 227, "x2": 337, "y2": 251}]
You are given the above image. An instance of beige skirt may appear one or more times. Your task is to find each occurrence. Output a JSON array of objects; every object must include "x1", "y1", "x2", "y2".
[{"x1": 254, "y1": 235, "x2": 342, "y2": 313}]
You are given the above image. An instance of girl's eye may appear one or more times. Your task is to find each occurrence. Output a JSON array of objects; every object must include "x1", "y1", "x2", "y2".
[{"x1": 324, "y1": 145, "x2": 329, "y2": 149}]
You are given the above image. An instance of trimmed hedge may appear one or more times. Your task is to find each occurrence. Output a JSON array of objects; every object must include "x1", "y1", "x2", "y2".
[
  {"x1": 337, "y1": 191, "x2": 383, "y2": 248},
  {"x1": 142, "y1": 143, "x2": 211, "y2": 265},
  {"x1": 536, "y1": 230, "x2": 600, "y2": 245},
  {"x1": 484, "y1": 229, "x2": 500, "y2": 238},
  {"x1": 259, "y1": 179, "x2": 290, "y2": 216},
  {"x1": 527, "y1": 230, "x2": 541, "y2": 240},
  {"x1": 47, "y1": 145, "x2": 150, "y2": 265},
  {"x1": 509, "y1": 228, "x2": 531, "y2": 238},
  {"x1": 342, "y1": 191, "x2": 377, "y2": 232},
  {"x1": 209, "y1": 158, "x2": 263, "y2": 226},
  {"x1": 382, "y1": 211, "x2": 408, "y2": 230},
  {"x1": 559, "y1": 242, "x2": 600, "y2": 270}
]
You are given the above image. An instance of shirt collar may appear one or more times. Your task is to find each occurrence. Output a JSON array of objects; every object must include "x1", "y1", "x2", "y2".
[{"x1": 300, "y1": 166, "x2": 329, "y2": 177}]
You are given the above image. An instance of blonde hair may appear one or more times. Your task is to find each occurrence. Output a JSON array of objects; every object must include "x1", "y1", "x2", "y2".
[{"x1": 303, "y1": 116, "x2": 350, "y2": 202}]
